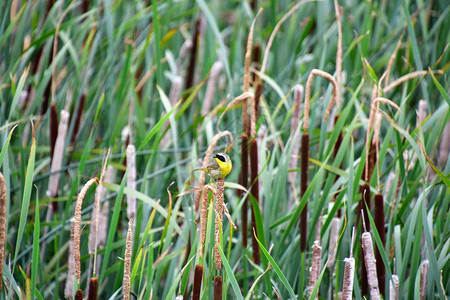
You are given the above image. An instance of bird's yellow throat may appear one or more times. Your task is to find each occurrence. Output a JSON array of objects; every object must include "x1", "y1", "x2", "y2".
[{"x1": 215, "y1": 157, "x2": 232, "y2": 176}]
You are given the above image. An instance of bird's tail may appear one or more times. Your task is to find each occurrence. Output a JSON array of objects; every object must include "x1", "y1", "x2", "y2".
[{"x1": 192, "y1": 168, "x2": 208, "y2": 173}]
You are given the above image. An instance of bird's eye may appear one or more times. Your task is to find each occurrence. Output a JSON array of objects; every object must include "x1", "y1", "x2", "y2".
[{"x1": 215, "y1": 154, "x2": 226, "y2": 162}]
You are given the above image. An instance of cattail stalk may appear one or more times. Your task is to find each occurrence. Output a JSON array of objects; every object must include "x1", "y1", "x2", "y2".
[
  {"x1": 0, "y1": 172, "x2": 6, "y2": 292},
  {"x1": 383, "y1": 70, "x2": 442, "y2": 93},
  {"x1": 328, "y1": 217, "x2": 340, "y2": 269},
  {"x1": 240, "y1": 135, "x2": 249, "y2": 248},
  {"x1": 374, "y1": 193, "x2": 385, "y2": 295},
  {"x1": 340, "y1": 227, "x2": 356, "y2": 300},
  {"x1": 65, "y1": 224, "x2": 75, "y2": 298},
  {"x1": 161, "y1": 76, "x2": 183, "y2": 148},
  {"x1": 419, "y1": 259, "x2": 429, "y2": 300},
  {"x1": 202, "y1": 61, "x2": 223, "y2": 116},
  {"x1": 184, "y1": 18, "x2": 201, "y2": 97},
  {"x1": 74, "y1": 177, "x2": 98, "y2": 282},
  {"x1": 389, "y1": 274, "x2": 399, "y2": 300},
  {"x1": 49, "y1": 103, "x2": 58, "y2": 161},
  {"x1": 192, "y1": 264, "x2": 203, "y2": 300},
  {"x1": 288, "y1": 85, "x2": 303, "y2": 191},
  {"x1": 214, "y1": 178, "x2": 225, "y2": 270},
  {"x1": 214, "y1": 276, "x2": 222, "y2": 300},
  {"x1": 200, "y1": 185, "x2": 216, "y2": 257},
  {"x1": 308, "y1": 240, "x2": 322, "y2": 299},
  {"x1": 47, "y1": 109, "x2": 70, "y2": 198},
  {"x1": 126, "y1": 144, "x2": 136, "y2": 219},
  {"x1": 362, "y1": 231, "x2": 381, "y2": 300},
  {"x1": 123, "y1": 218, "x2": 134, "y2": 300},
  {"x1": 385, "y1": 33, "x2": 403, "y2": 86},
  {"x1": 439, "y1": 122, "x2": 450, "y2": 165},
  {"x1": 250, "y1": 139, "x2": 260, "y2": 264},
  {"x1": 300, "y1": 133, "x2": 309, "y2": 252}
]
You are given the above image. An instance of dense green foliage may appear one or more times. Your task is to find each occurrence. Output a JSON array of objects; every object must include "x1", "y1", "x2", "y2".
[{"x1": 0, "y1": 0, "x2": 448, "y2": 299}]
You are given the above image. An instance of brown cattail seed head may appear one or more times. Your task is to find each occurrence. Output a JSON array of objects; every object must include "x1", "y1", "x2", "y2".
[
  {"x1": 123, "y1": 218, "x2": 134, "y2": 300},
  {"x1": 361, "y1": 232, "x2": 380, "y2": 300},
  {"x1": 214, "y1": 179, "x2": 225, "y2": 270},
  {"x1": 340, "y1": 257, "x2": 355, "y2": 300},
  {"x1": 0, "y1": 172, "x2": 6, "y2": 292}
]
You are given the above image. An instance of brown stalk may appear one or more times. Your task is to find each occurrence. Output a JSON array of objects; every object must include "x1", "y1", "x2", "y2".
[
  {"x1": 126, "y1": 144, "x2": 137, "y2": 219},
  {"x1": 213, "y1": 276, "x2": 223, "y2": 300},
  {"x1": 250, "y1": 139, "x2": 260, "y2": 264},
  {"x1": 65, "y1": 224, "x2": 75, "y2": 298},
  {"x1": 194, "y1": 131, "x2": 233, "y2": 212},
  {"x1": 192, "y1": 264, "x2": 203, "y2": 300},
  {"x1": 288, "y1": 85, "x2": 303, "y2": 202},
  {"x1": 0, "y1": 172, "x2": 6, "y2": 292},
  {"x1": 300, "y1": 133, "x2": 309, "y2": 252},
  {"x1": 240, "y1": 134, "x2": 249, "y2": 248},
  {"x1": 74, "y1": 177, "x2": 99, "y2": 283},
  {"x1": 385, "y1": 33, "x2": 404, "y2": 86},
  {"x1": 70, "y1": 94, "x2": 85, "y2": 147},
  {"x1": 184, "y1": 18, "x2": 201, "y2": 98},
  {"x1": 374, "y1": 193, "x2": 385, "y2": 296},
  {"x1": 383, "y1": 70, "x2": 442, "y2": 93},
  {"x1": 123, "y1": 218, "x2": 134, "y2": 300},
  {"x1": 88, "y1": 277, "x2": 98, "y2": 300},
  {"x1": 252, "y1": 81, "x2": 263, "y2": 136},
  {"x1": 251, "y1": 43, "x2": 261, "y2": 85},
  {"x1": 214, "y1": 178, "x2": 225, "y2": 270},
  {"x1": 49, "y1": 103, "x2": 58, "y2": 162}
]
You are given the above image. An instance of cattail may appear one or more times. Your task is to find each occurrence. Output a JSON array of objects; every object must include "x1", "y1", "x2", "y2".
[
  {"x1": 47, "y1": 109, "x2": 70, "y2": 198},
  {"x1": 88, "y1": 277, "x2": 98, "y2": 300},
  {"x1": 70, "y1": 95, "x2": 85, "y2": 147},
  {"x1": 299, "y1": 132, "x2": 309, "y2": 252},
  {"x1": 419, "y1": 259, "x2": 429, "y2": 300},
  {"x1": 65, "y1": 223, "x2": 75, "y2": 298},
  {"x1": 252, "y1": 82, "x2": 263, "y2": 134},
  {"x1": 385, "y1": 34, "x2": 403, "y2": 86},
  {"x1": 123, "y1": 218, "x2": 134, "y2": 300},
  {"x1": 184, "y1": 18, "x2": 201, "y2": 97},
  {"x1": 362, "y1": 231, "x2": 381, "y2": 300},
  {"x1": 202, "y1": 61, "x2": 223, "y2": 116},
  {"x1": 200, "y1": 185, "x2": 216, "y2": 257},
  {"x1": 97, "y1": 165, "x2": 114, "y2": 248},
  {"x1": 169, "y1": 76, "x2": 183, "y2": 106},
  {"x1": 49, "y1": 103, "x2": 58, "y2": 161},
  {"x1": 389, "y1": 274, "x2": 399, "y2": 300},
  {"x1": 74, "y1": 177, "x2": 99, "y2": 282},
  {"x1": 0, "y1": 172, "x2": 6, "y2": 292},
  {"x1": 194, "y1": 131, "x2": 233, "y2": 211},
  {"x1": 439, "y1": 122, "x2": 450, "y2": 165},
  {"x1": 240, "y1": 134, "x2": 249, "y2": 248},
  {"x1": 126, "y1": 144, "x2": 136, "y2": 219},
  {"x1": 328, "y1": 217, "x2": 340, "y2": 269},
  {"x1": 308, "y1": 240, "x2": 322, "y2": 299},
  {"x1": 289, "y1": 85, "x2": 303, "y2": 189},
  {"x1": 214, "y1": 178, "x2": 225, "y2": 270},
  {"x1": 383, "y1": 70, "x2": 442, "y2": 93},
  {"x1": 250, "y1": 139, "x2": 260, "y2": 264},
  {"x1": 192, "y1": 264, "x2": 203, "y2": 300},
  {"x1": 416, "y1": 100, "x2": 427, "y2": 127},
  {"x1": 75, "y1": 289, "x2": 83, "y2": 300},
  {"x1": 374, "y1": 193, "x2": 385, "y2": 295},
  {"x1": 341, "y1": 227, "x2": 356, "y2": 300},
  {"x1": 213, "y1": 276, "x2": 222, "y2": 300},
  {"x1": 251, "y1": 43, "x2": 260, "y2": 84}
]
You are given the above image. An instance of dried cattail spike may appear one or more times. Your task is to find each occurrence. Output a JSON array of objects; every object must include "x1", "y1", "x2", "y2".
[
  {"x1": 0, "y1": 172, "x2": 6, "y2": 292},
  {"x1": 383, "y1": 70, "x2": 443, "y2": 93},
  {"x1": 389, "y1": 274, "x2": 399, "y2": 300},
  {"x1": 438, "y1": 122, "x2": 450, "y2": 165},
  {"x1": 74, "y1": 177, "x2": 99, "y2": 282},
  {"x1": 416, "y1": 100, "x2": 427, "y2": 127},
  {"x1": 288, "y1": 85, "x2": 304, "y2": 196},
  {"x1": 202, "y1": 61, "x2": 223, "y2": 116},
  {"x1": 47, "y1": 109, "x2": 70, "y2": 198},
  {"x1": 75, "y1": 289, "x2": 83, "y2": 300},
  {"x1": 65, "y1": 223, "x2": 75, "y2": 298},
  {"x1": 304, "y1": 69, "x2": 338, "y2": 131},
  {"x1": 340, "y1": 257, "x2": 355, "y2": 300},
  {"x1": 361, "y1": 231, "x2": 381, "y2": 300},
  {"x1": 214, "y1": 178, "x2": 225, "y2": 270},
  {"x1": 419, "y1": 259, "x2": 429, "y2": 300},
  {"x1": 123, "y1": 218, "x2": 134, "y2": 300},
  {"x1": 126, "y1": 144, "x2": 136, "y2": 219},
  {"x1": 250, "y1": 139, "x2": 260, "y2": 264},
  {"x1": 49, "y1": 103, "x2": 58, "y2": 161},
  {"x1": 328, "y1": 217, "x2": 340, "y2": 269},
  {"x1": 308, "y1": 240, "x2": 322, "y2": 300},
  {"x1": 200, "y1": 185, "x2": 216, "y2": 257}
]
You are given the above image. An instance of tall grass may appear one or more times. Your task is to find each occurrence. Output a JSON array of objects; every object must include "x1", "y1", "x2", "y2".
[{"x1": 0, "y1": 0, "x2": 448, "y2": 299}]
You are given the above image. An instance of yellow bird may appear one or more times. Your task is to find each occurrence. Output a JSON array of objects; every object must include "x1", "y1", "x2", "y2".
[{"x1": 193, "y1": 153, "x2": 232, "y2": 179}]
